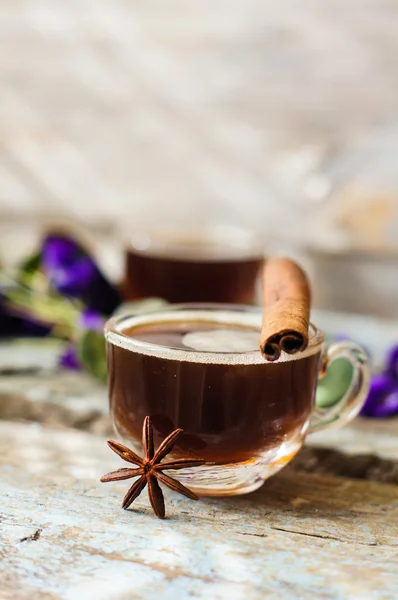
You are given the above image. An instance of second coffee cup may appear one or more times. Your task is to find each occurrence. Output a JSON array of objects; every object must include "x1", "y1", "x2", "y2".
[{"x1": 124, "y1": 226, "x2": 264, "y2": 304}]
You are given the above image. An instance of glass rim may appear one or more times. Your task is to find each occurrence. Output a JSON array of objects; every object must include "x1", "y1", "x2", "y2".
[
  {"x1": 125, "y1": 225, "x2": 265, "y2": 260},
  {"x1": 104, "y1": 303, "x2": 325, "y2": 365}
]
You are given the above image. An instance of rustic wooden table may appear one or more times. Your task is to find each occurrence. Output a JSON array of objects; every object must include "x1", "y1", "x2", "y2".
[
  {"x1": 0, "y1": 339, "x2": 397, "y2": 600},
  {"x1": 1, "y1": 3, "x2": 398, "y2": 595}
]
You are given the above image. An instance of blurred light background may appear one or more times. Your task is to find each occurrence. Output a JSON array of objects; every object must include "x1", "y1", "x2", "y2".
[{"x1": 1, "y1": 0, "x2": 398, "y2": 314}]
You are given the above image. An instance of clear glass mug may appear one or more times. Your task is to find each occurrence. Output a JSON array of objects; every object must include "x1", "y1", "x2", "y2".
[
  {"x1": 104, "y1": 304, "x2": 370, "y2": 496},
  {"x1": 123, "y1": 225, "x2": 264, "y2": 304}
]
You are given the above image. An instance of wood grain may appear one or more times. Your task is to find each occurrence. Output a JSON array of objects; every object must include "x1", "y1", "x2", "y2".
[
  {"x1": 1, "y1": 421, "x2": 397, "y2": 600},
  {"x1": 1, "y1": 332, "x2": 398, "y2": 598}
]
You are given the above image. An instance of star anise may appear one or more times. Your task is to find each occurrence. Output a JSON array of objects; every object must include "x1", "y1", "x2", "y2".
[{"x1": 100, "y1": 416, "x2": 205, "y2": 518}]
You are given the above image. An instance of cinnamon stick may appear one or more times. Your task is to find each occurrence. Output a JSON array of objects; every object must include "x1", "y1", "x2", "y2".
[{"x1": 260, "y1": 257, "x2": 311, "y2": 362}]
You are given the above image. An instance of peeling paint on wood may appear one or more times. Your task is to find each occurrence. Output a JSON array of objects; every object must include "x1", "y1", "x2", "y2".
[
  {"x1": 1, "y1": 421, "x2": 397, "y2": 599},
  {"x1": 1, "y1": 337, "x2": 398, "y2": 598}
]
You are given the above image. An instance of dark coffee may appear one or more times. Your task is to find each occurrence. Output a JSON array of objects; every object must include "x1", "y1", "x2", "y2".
[
  {"x1": 125, "y1": 236, "x2": 263, "y2": 304},
  {"x1": 108, "y1": 319, "x2": 321, "y2": 463}
]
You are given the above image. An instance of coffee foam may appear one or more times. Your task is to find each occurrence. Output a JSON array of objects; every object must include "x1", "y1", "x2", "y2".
[
  {"x1": 105, "y1": 309, "x2": 324, "y2": 365},
  {"x1": 182, "y1": 329, "x2": 260, "y2": 353}
]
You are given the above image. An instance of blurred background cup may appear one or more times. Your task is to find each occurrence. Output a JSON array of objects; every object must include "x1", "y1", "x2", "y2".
[
  {"x1": 123, "y1": 225, "x2": 265, "y2": 304},
  {"x1": 2, "y1": 2, "x2": 398, "y2": 319}
]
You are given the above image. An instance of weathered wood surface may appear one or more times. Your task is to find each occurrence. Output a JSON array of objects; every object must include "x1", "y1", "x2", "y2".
[
  {"x1": 1, "y1": 420, "x2": 397, "y2": 600},
  {"x1": 0, "y1": 366, "x2": 110, "y2": 435},
  {"x1": 1, "y1": 339, "x2": 398, "y2": 598}
]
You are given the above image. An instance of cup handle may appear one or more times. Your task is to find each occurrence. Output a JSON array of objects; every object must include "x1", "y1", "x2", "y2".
[{"x1": 309, "y1": 342, "x2": 370, "y2": 434}]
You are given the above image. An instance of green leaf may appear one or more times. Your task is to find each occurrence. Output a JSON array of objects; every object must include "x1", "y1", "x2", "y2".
[
  {"x1": 78, "y1": 299, "x2": 168, "y2": 383},
  {"x1": 77, "y1": 329, "x2": 107, "y2": 383},
  {"x1": 18, "y1": 252, "x2": 42, "y2": 287},
  {"x1": 19, "y1": 252, "x2": 41, "y2": 275},
  {"x1": 316, "y1": 357, "x2": 354, "y2": 408},
  {"x1": 4, "y1": 285, "x2": 80, "y2": 333}
]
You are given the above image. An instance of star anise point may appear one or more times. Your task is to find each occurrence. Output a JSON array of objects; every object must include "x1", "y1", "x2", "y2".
[{"x1": 101, "y1": 416, "x2": 205, "y2": 518}]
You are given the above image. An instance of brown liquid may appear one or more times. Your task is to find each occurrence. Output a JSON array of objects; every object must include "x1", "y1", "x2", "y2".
[
  {"x1": 108, "y1": 321, "x2": 321, "y2": 462},
  {"x1": 125, "y1": 247, "x2": 262, "y2": 304}
]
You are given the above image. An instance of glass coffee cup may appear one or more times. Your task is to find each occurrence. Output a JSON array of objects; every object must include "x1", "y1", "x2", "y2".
[
  {"x1": 105, "y1": 304, "x2": 370, "y2": 496},
  {"x1": 124, "y1": 226, "x2": 264, "y2": 304}
]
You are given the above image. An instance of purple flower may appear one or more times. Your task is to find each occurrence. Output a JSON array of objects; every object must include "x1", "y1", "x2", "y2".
[
  {"x1": 328, "y1": 334, "x2": 398, "y2": 418},
  {"x1": 386, "y1": 345, "x2": 398, "y2": 381},
  {"x1": 361, "y1": 344, "x2": 398, "y2": 417},
  {"x1": 78, "y1": 308, "x2": 105, "y2": 332},
  {"x1": 42, "y1": 233, "x2": 121, "y2": 315},
  {"x1": 361, "y1": 373, "x2": 398, "y2": 418},
  {"x1": 58, "y1": 309, "x2": 105, "y2": 372},
  {"x1": 331, "y1": 337, "x2": 398, "y2": 419},
  {"x1": 59, "y1": 345, "x2": 82, "y2": 371}
]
